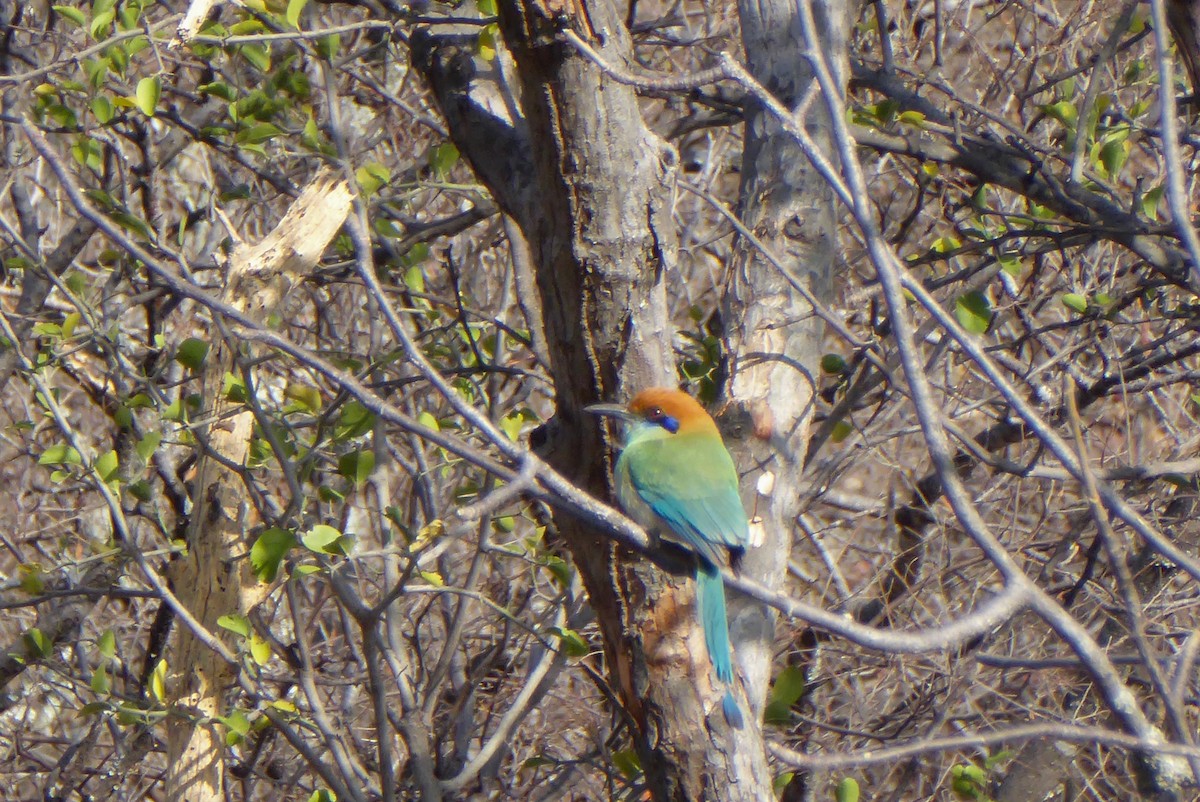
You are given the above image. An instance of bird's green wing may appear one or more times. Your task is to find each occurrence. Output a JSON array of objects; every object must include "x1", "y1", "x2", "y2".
[{"x1": 620, "y1": 431, "x2": 749, "y2": 567}]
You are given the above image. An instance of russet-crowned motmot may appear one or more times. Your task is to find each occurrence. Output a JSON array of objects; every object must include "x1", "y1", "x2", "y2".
[{"x1": 588, "y1": 387, "x2": 749, "y2": 728}]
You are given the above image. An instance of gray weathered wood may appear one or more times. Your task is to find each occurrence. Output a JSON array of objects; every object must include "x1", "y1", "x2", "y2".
[{"x1": 723, "y1": 0, "x2": 849, "y2": 714}]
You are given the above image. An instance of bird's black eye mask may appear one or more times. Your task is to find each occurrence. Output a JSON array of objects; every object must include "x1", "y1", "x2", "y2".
[{"x1": 644, "y1": 406, "x2": 680, "y2": 433}]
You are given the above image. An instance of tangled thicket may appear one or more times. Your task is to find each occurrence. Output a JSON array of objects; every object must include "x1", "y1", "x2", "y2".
[{"x1": 3, "y1": 1, "x2": 1200, "y2": 800}]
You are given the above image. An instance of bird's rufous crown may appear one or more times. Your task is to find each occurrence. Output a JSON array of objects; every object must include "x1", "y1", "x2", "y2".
[{"x1": 627, "y1": 388, "x2": 718, "y2": 434}]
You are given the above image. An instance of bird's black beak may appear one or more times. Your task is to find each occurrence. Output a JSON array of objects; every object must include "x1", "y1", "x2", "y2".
[{"x1": 585, "y1": 403, "x2": 636, "y2": 423}]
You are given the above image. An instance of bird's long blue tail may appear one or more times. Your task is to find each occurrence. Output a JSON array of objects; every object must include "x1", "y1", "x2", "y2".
[{"x1": 696, "y1": 564, "x2": 744, "y2": 729}]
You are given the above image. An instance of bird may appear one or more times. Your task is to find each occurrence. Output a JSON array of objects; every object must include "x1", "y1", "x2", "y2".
[{"x1": 587, "y1": 387, "x2": 749, "y2": 728}]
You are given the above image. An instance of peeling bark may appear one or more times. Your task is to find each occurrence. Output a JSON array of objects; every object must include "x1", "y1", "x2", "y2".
[{"x1": 164, "y1": 171, "x2": 353, "y2": 802}]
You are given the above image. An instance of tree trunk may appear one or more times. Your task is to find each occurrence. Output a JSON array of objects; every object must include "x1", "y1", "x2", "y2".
[
  {"x1": 723, "y1": 0, "x2": 849, "y2": 710},
  {"x1": 416, "y1": 0, "x2": 775, "y2": 797},
  {"x1": 164, "y1": 172, "x2": 352, "y2": 802}
]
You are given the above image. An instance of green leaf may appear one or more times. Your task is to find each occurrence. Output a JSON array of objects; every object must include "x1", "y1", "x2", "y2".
[
  {"x1": 40, "y1": 443, "x2": 83, "y2": 466},
  {"x1": 476, "y1": 0, "x2": 497, "y2": 14},
  {"x1": 285, "y1": 0, "x2": 309, "y2": 28},
  {"x1": 65, "y1": 270, "x2": 88, "y2": 294},
  {"x1": 91, "y1": 663, "x2": 111, "y2": 694},
  {"x1": 302, "y1": 524, "x2": 347, "y2": 555},
  {"x1": 409, "y1": 519, "x2": 446, "y2": 552},
  {"x1": 477, "y1": 23, "x2": 499, "y2": 60},
  {"x1": 90, "y1": 9, "x2": 115, "y2": 39},
  {"x1": 356, "y1": 162, "x2": 390, "y2": 197},
  {"x1": 430, "y1": 142, "x2": 460, "y2": 179},
  {"x1": 820, "y1": 354, "x2": 846, "y2": 374},
  {"x1": 107, "y1": 42, "x2": 128, "y2": 75},
  {"x1": 307, "y1": 790, "x2": 337, "y2": 802},
  {"x1": 219, "y1": 710, "x2": 252, "y2": 745},
  {"x1": 53, "y1": 5, "x2": 88, "y2": 27},
  {"x1": 249, "y1": 635, "x2": 271, "y2": 666},
  {"x1": 402, "y1": 242, "x2": 430, "y2": 269},
  {"x1": 112, "y1": 211, "x2": 153, "y2": 240},
  {"x1": 95, "y1": 449, "x2": 119, "y2": 482},
  {"x1": 764, "y1": 666, "x2": 807, "y2": 724},
  {"x1": 301, "y1": 114, "x2": 326, "y2": 151},
  {"x1": 314, "y1": 33, "x2": 340, "y2": 60},
  {"x1": 549, "y1": 626, "x2": 589, "y2": 657},
  {"x1": 930, "y1": 235, "x2": 961, "y2": 254},
  {"x1": 984, "y1": 750, "x2": 1014, "y2": 769},
  {"x1": 1142, "y1": 185, "x2": 1164, "y2": 220},
  {"x1": 404, "y1": 263, "x2": 426, "y2": 292},
  {"x1": 60, "y1": 312, "x2": 81, "y2": 339},
  {"x1": 236, "y1": 122, "x2": 282, "y2": 145},
  {"x1": 500, "y1": 412, "x2": 527, "y2": 442},
  {"x1": 251, "y1": 527, "x2": 296, "y2": 582},
  {"x1": 125, "y1": 34, "x2": 148, "y2": 57},
  {"x1": 284, "y1": 383, "x2": 322, "y2": 413},
  {"x1": 175, "y1": 337, "x2": 210, "y2": 370},
  {"x1": 318, "y1": 485, "x2": 345, "y2": 503},
  {"x1": 1097, "y1": 138, "x2": 1129, "y2": 179},
  {"x1": 1061, "y1": 293, "x2": 1089, "y2": 314},
  {"x1": 98, "y1": 630, "x2": 116, "y2": 659},
  {"x1": 830, "y1": 420, "x2": 853, "y2": 443},
  {"x1": 1040, "y1": 100, "x2": 1077, "y2": 130},
  {"x1": 83, "y1": 57, "x2": 110, "y2": 88},
  {"x1": 239, "y1": 43, "x2": 271, "y2": 72},
  {"x1": 337, "y1": 401, "x2": 375, "y2": 439},
  {"x1": 134, "y1": 76, "x2": 160, "y2": 116},
  {"x1": 217, "y1": 614, "x2": 251, "y2": 637},
  {"x1": 998, "y1": 254, "x2": 1022, "y2": 276},
  {"x1": 954, "y1": 291, "x2": 992, "y2": 334},
  {"x1": 24, "y1": 627, "x2": 53, "y2": 659},
  {"x1": 337, "y1": 450, "x2": 375, "y2": 488},
  {"x1": 19, "y1": 564, "x2": 45, "y2": 595},
  {"x1": 950, "y1": 763, "x2": 987, "y2": 800},
  {"x1": 117, "y1": 2, "x2": 140, "y2": 30},
  {"x1": 71, "y1": 137, "x2": 103, "y2": 173},
  {"x1": 198, "y1": 81, "x2": 238, "y2": 102},
  {"x1": 223, "y1": 372, "x2": 247, "y2": 402},
  {"x1": 611, "y1": 748, "x2": 641, "y2": 780},
  {"x1": 229, "y1": 18, "x2": 265, "y2": 35},
  {"x1": 136, "y1": 432, "x2": 162, "y2": 463},
  {"x1": 45, "y1": 102, "x2": 79, "y2": 129},
  {"x1": 835, "y1": 778, "x2": 860, "y2": 802},
  {"x1": 540, "y1": 551, "x2": 571, "y2": 584}
]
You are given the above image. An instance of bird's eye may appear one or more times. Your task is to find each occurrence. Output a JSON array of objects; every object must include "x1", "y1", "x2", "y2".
[{"x1": 645, "y1": 407, "x2": 679, "y2": 433}]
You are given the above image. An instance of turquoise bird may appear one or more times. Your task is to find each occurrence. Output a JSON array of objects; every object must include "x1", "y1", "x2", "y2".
[{"x1": 588, "y1": 387, "x2": 749, "y2": 728}]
